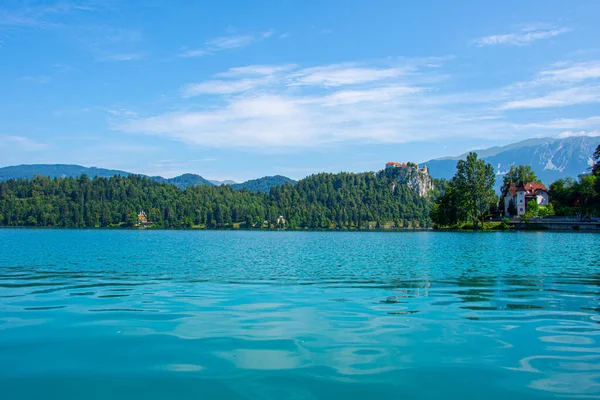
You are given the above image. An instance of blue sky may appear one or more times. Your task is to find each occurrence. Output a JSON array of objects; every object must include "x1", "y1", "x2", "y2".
[{"x1": 1, "y1": 0, "x2": 600, "y2": 181}]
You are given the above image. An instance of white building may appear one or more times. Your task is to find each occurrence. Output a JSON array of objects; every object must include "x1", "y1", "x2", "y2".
[{"x1": 503, "y1": 181, "x2": 549, "y2": 216}]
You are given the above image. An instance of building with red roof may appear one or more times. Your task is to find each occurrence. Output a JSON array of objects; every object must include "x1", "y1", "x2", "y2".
[{"x1": 503, "y1": 181, "x2": 549, "y2": 216}]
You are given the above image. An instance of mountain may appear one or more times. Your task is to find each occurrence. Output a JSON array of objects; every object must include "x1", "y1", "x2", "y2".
[
  {"x1": 0, "y1": 164, "x2": 131, "y2": 181},
  {"x1": 153, "y1": 173, "x2": 213, "y2": 189},
  {"x1": 232, "y1": 175, "x2": 297, "y2": 192},
  {"x1": 0, "y1": 164, "x2": 213, "y2": 189},
  {"x1": 422, "y1": 136, "x2": 600, "y2": 190},
  {"x1": 0, "y1": 164, "x2": 295, "y2": 192},
  {"x1": 209, "y1": 180, "x2": 238, "y2": 186}
]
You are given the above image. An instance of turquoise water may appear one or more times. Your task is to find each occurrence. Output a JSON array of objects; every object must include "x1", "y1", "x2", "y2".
[{"x1": 1, "y1": 230, "x2": 599, "y2": 399}]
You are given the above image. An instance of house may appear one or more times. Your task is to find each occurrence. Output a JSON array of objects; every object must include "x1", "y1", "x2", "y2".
[
  {"x1": 137, "y1": 211, "x2": 148, "y2": 225},
  {"x1": 503, "y1": 181, "x2": 549, "y2": 216}
]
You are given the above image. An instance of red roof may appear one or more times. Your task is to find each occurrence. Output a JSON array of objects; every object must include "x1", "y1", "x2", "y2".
[{"x1": 509, "y1": 181, "x2": 548, "y2": 196}]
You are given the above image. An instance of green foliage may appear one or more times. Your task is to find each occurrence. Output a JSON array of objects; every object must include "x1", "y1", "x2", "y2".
[
  {"x1": 592, "y1": 144, "x2": 600, "y2": 176},
  {"x1": 502, "y1": 165, "x2": 540, "y2": 194},
  {"x1": 539, "y1": 202, "x2": 555, "y2": 218},
  {"x1": 0, "y1": 172, "x2": 436, "y2": 229},
  {"x1": 231, "y1": 176, "x2": 297, "y2": 192},
  {"x1": 523, "y1": 200, "x2": 556, "y2": 222},
  {"x1": 549, "y1": 173, "x2": 599, "y2": 217},
  {"x1": 451, "y1": 152, "x2": 496, "y2": 230}
]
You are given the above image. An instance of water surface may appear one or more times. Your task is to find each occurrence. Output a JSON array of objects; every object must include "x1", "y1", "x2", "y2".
[{"x1": 1, "y1": 230, "x2": 599, "y2": 399}]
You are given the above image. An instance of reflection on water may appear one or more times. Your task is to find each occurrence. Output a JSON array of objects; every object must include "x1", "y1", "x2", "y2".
[{"x1": 0, "y1": 229, "x2": 599, "y2": 399}]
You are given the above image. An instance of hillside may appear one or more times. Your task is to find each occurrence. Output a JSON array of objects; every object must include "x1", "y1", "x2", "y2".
[
  {"x1": 232, "y1": 175, "x2": 297, "y2": 192},
  {"x1": 153, "y1": 174, "x2": 213, "y2": 189},
  {"x1": 0, "y1": 164, "x2": 131, "y2": 181},
  {"x1": 0, "y1": 164, "x2": 294, "y2": 192},
  {"x1": 0, "y1": 172, "x2": 434, "y2": 229},
  {"x1": 423, "y1": 136, "x2": 600, "y2": 189},
  {"x1": 0, "y1": 164, "x2": 215, "y2": 189}
]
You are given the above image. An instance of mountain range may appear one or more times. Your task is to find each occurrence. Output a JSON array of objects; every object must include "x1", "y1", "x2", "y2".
[
  {"x1": 0, "y1": 164, "x2": 297, "y2": 192},
  {"x1": 422, "y1": 136, "x2": 599, "y2": 190},
  {"x1": 1, "y1": 136, "x2": 598, "y2": 192}
]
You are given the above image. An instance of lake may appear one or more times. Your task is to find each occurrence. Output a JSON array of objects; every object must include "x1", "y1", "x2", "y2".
[{"x1": 0, "y1": 229, "x2": 599, "y2": 399}]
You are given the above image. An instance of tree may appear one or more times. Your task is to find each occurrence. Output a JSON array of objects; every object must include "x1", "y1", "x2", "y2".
[
  {"x1": 502, "y1": 165, "x2": 539, "y2": 194},
  {"x1": 452, "y1": 152, "x2": 496, "y2": 230},
  {"x1": 592, "y1": 144, "x2": 600, "y2": 176}
]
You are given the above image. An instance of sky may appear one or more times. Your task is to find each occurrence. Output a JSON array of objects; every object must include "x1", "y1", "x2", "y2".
[{"x1": 1, "y1": 0, "x2": 600, "y2": 182}]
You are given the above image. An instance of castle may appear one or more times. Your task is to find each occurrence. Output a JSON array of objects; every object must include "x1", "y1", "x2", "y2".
[{"x1": 385, "y1": 162, "x2": 428, "y2": 175}]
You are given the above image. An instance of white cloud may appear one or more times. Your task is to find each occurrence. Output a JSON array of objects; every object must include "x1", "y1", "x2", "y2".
[
  {"x1": 290, "y1": 65, "x2": 408, "y2": 87},
  {"x1": 0, "y1": 1, "x2": 97, "y2": 29},
  {"x1": 538, "y1": 61, "x2": 600, "y2": 82},
  {"x1": 217, "y1": 64, "x2": 297, "y2": 77},
  {"x1": 178, "y1": 49, "x2": 209, "y2": 58},
  {"x1": 516, "y1": 116, "x2": 600, "y2": 130},
  {"x1": 500, "y1": 86, "x2": 600, "y2": 109},
  {"x1": 557, "y1": 130, "x2": 600, "y2": 138},
  {"x1": 206, "y1": 34, "x2": 254, "y2": 50},
  {"x1": 474, "y1": 26, "x2": 568, "y2": 47},
  {"x1": 2, "y1": 136, "x2": 48, "y2": 151},
  {"x1": 106, "y1": 108, "x2": 138, "y2": 117},
  {"x1": 179, "y1": 30, "x2": 274, "y2": 58},
  {"x1": 101, "y1": 53, "x2": 143, "y2": 61},
  {"x1": 115, "y1": 58, "x2": 600, "y2": 149},
  {"x1": 19, "y1": 75, "x2": 51, "y2": 84},
  {"x1": 182, "y1": 78, "x2": 270, "y2": 96}
]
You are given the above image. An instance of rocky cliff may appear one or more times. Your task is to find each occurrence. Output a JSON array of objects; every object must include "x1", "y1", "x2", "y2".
[{"x1": 384, "y1": 165, "x2": 434, "y2": 197}]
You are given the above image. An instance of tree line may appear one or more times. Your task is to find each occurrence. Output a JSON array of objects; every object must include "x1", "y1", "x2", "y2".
[{"x1": 0, "y1": 170, "x2": 440, "y2": 229}]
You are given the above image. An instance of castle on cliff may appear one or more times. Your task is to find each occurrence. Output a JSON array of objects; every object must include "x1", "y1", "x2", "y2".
[{"x1": 385, "y1": 162, "x2": 428, "y2": 175}]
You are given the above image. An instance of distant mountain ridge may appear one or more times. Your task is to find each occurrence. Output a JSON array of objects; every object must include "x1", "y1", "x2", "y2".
[
  {"x1": 0, "y1": 164, "x2": 296, "y2": 192},
  {"x1": 231, "y1": 175, "x2": 297, "y2": 192},
  {"x1": 422, "y1": 136, "x2": 599, "y2": 190}
]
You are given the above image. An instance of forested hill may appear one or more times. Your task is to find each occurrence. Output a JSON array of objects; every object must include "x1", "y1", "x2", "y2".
[
  {"x1": 0, "y1": 164, "x2": 295, "y2": 192},
  {"x1": 231, "y1": 175, "x2": 297, "y2": 192},
  {"x1": 0, "y1": 164, "x2": 131, "y2": 180},
  {"x1": 0, "y1": 171, "x2": 439, "y2": 229}
]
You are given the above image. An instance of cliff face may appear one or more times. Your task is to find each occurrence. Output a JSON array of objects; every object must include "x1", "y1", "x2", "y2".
[{"x1": 385, "y1": 166, "x2": 434, "y2": 197}]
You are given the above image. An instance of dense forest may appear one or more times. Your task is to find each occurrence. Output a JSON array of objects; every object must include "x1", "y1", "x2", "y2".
[{"x1": 0, "y1": 170, "x2": 441, "y2": 229}]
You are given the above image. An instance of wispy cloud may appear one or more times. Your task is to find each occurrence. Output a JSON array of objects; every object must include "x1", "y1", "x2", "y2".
[
  {"x1": 557, "y1": 130, "x2": 600, "y2": 138},
  {"x1": 115, "y1": 57, "x2": 600, "y2": 150},
  {"x1": 2, "y1": 136, "x2": 48, "y2": 151},
  {"x1": 515, "y1": 116, "x2": 600, "y2": 131},
  {"x1": 538, "y1": 61, "x2": 600, "y2": 82},
  {"x1": 290, "y1": 65, "x2": 408, "y2": 87},
  {"x1": 474, "y1": 26, "x2": 569, "y2": 47},
  {"x1": 182, "y1": 78, "x2": 271, "y2": 97},
  {"x1": 19, "y1": 75, "x2": 52, "y2": 84},
  {"x1": 69, "y1": 25, "x2": 144, "y2": 62},
  {"x1": 0, "y1": 1, "x2": 96, "y2": 29},
  {"x1": 101, "y1": 52, "x2": 143, "y2": 62},
  {"x1": 178, "y1": 30, "x2": 274, "y2": 58},
  {"x1": 178, "y1": 49, "x2": 209, "y2": 58},
  {"x1": 206, "y1": 34, "x2": 254, "y2": 50},
  {"x1": 106, "y1": 108, "x2": 138, "y2": 117},
  {"x1": 500, "y1": 86, "x2": 600, "y2": 110},
  {"x1": 216, "y1": 64, "x2": 297, "y2": 77}
]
